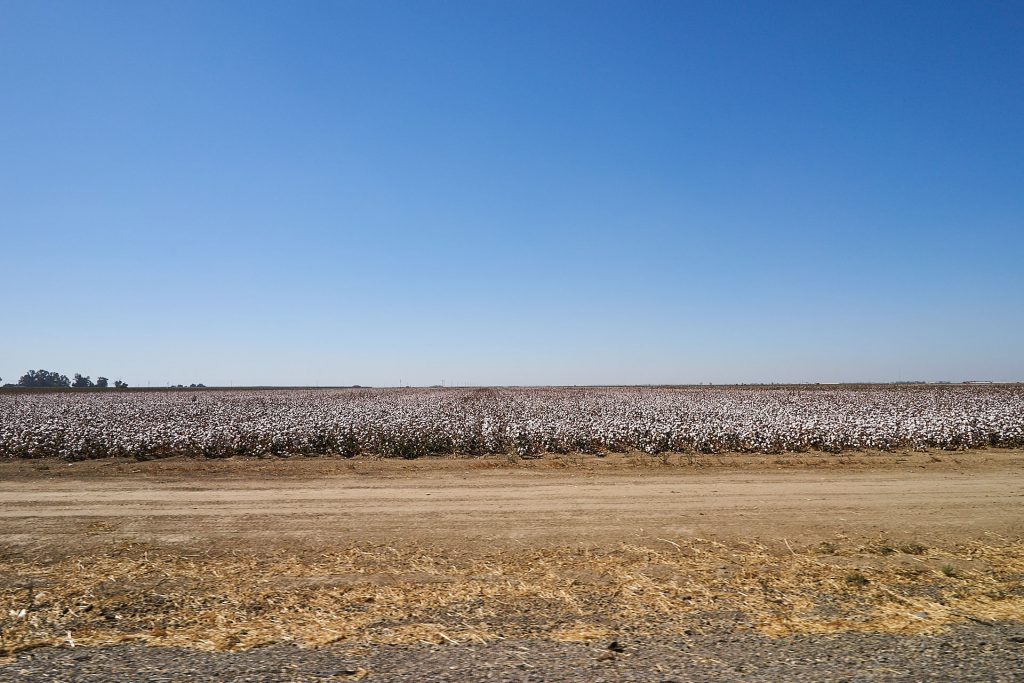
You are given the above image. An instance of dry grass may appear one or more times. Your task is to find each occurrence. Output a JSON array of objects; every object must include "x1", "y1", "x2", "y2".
[{"x1": 2, "y1": 539, "x2": 1022, "y2": 655}]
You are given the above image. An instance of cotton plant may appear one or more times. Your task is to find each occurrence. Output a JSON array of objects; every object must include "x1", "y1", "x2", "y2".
[{"x1": 0, "y1": 386, "x2": 1022, "y2": 460}]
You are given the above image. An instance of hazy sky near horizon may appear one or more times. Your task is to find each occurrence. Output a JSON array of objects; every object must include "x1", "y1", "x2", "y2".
[{"x1": 2, "y1": 1, "x2": 1022, "y2": 387}]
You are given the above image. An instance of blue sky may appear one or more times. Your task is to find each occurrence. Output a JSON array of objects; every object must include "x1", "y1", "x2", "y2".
[{"x1": 1, "y1": 1, "x2": 1022, "y2": 386}]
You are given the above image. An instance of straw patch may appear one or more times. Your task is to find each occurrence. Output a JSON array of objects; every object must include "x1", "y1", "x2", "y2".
[{"x1": 2, "y1": 539, "x2": 1021, "y2": 654}]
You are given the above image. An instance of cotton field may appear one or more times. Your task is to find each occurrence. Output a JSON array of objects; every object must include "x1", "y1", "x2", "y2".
[{"x1": 0, "y1": 386, "x2": 1022, "y2": 460}]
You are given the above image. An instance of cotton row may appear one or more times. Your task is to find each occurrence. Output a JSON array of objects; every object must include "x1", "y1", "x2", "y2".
[{"x1": 0, "y1": 386, "x2": 1021, "y2": 460}]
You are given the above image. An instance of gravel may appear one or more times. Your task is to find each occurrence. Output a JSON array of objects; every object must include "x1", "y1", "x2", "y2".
[{"x1": 3, "y1": 623, "x2": 1022, "y2": 682}]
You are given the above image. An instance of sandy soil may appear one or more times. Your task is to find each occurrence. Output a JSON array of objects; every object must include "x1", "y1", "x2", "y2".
[{"x1": 1, "y1": 450, "x2": 1022, "y2": 556}]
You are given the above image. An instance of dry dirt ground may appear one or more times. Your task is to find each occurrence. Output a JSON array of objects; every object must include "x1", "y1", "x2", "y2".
[
  {"x1": 1, "y1": 450, "x2": 1023, "y2": 681},
  {"x1": 3, "y1": 450, "x2": 1023, "y2": 552}
]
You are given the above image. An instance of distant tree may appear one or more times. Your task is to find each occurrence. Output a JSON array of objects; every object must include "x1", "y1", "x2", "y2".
[
  {"x1": 114, "y1": 380, "x2": 128, "y2": 388},
  {"x1": 72, "y1": 374, "x2": 95, "y2": 388},
  {"x1": 18, "y1": 369, "x2": 71, "y2": 388},
  {"x1": 96, "y1": 377, "x2": 109, "y2": 388}
]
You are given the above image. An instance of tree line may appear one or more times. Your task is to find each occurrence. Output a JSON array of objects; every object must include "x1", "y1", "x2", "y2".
[{"x1": 3, "y1": 369, "x2": 128, "y2": 389}]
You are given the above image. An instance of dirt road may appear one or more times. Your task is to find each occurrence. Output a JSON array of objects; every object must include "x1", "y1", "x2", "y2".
[{"x1": 1, "y1": 451, "x2": 1022, "y2": 554}]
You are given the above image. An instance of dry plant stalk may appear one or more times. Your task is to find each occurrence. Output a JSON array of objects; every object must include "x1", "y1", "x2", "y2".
[{"x1": 1, "y1": 539, "x2": 1022, "y2": 655}]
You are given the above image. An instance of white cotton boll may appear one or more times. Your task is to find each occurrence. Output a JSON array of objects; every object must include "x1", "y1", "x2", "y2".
[{"x1": 1, "y1": 386, "x2": 1022, "y2": 460}]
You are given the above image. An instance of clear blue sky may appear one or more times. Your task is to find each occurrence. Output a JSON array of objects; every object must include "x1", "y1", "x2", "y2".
[{"x1": 2, "y1": 1, "x2": 1022, "y2": 386}]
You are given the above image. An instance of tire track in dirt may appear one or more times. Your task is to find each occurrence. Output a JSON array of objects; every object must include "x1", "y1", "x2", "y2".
[{"x1": 2, "y1": 462, "x2": 1021, "y2": 553}]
